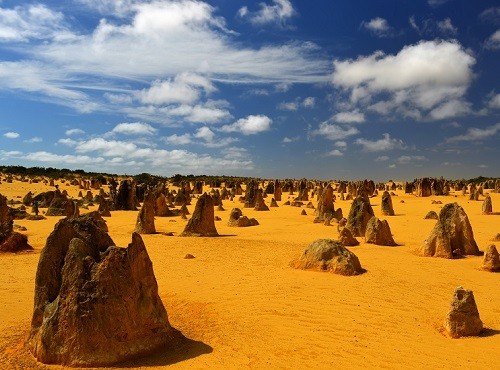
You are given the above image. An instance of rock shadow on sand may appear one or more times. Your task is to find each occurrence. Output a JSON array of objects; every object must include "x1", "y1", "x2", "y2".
[{"x1": 118, "y1": 329, "x2": 213, "y2": 368}]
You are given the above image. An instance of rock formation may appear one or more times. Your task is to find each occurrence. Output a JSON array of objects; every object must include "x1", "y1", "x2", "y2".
[
  {"x1": 443, "y1": 286, "x2": 483, "y2": 338},
  {"x1": 134, "y1": 190, "x2": 156, "y2": 234},
  {"x1": 180, "y1": 193, "x2": 218, "y2": 236},
  {"x1": 346, "y1": 196, "x2": 375, "y2": 237},
  {"x1": 338, "y1": 227, "x2": 359, "y2": 247},
  {"x1": 46, "y1": 190, "x2": 79, "y2": 217},
  {"x1": 227, "y1": 208, "x2": 259, "y2": 227},
  {"x1": 98, "y1": 198, "x2": 111, "y2": 217},
  {"x1": 420, "y1": 203, "x2": 481, "y2": 258},
  {"x1": 254, "y1": 189, "x2": 269, "y2": 211},
  {"x1": 364, "y1": 217, "x2": 397, "y2": 246},
  {"x1": 479, "y1": 244, "x2": 500, "y2": 272},
  {"x1": 244, "y1": 181, "x2": 257, "y2": 208},
  {"x1": 424, "y1": 210, "x2": 439, "y2": 220},
  {"x1": 27, "y1": 215, "x2": 175, "y2": 366},
  {"x1": 482, "y1": 194, "x2": 492, "y2": 215},
  {"x1": 290, "y1": 239, "x2": 364, "y2": 276},
  {"x1": 381, "y1": 191, "x2": 395, "y2": 216},
  {"x1": 270, "y1": 198, "x2": 278, "y2": 207},
  {"x1": 113, "y1": 180, "x2": 137, "y2": 210},
  {"x1": 314, "y1": 185, "x2": 336, "y2": 222},
  {"x1": 0, "y1": 194, "x2": 33, "y2": 253}
]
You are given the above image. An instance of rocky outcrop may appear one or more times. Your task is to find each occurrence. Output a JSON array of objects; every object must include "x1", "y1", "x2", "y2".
[
  {"x1": 291, "y1": 239, "x2": 364, "y2": 276},
  {"x1": 338, "y1": 227, "x2": 359, "y2": 247},
  {"x1": 46, "y1": 190, "x2": 79, "y2": 217},
  {"x1": 180, "y1": 193, "x2": 218, "y2": 236},
  {"x1": 364, "y1": 217, "x2": 397, "y2": 246},
  {"x1": 113, "y1": 180, "x2": 137, "y2": 210},
  {"x1": 0, "y1": 194, "x2": 33, "y2": 253},
  {"x1": 424, "y1": 210, "x2": 439, "y2": 220},
  {"x1": 315, "y1": 185, "x2": 335, "y2": 222},
  {"x1": 420, "y1": 203, "x2": 480, "y2": 258},
  {"x1": 227, "y1": 208, "x2": 259, "y2": 227},
  {"x1": 443, "y1": 286, "x2": 483, "y2": 338},
  {"x1": 479, "y1": 244, "x2": 500, "y2": 272},
  {"x1": 134, "y1": 190, "x2": 156, "y2": 234},
  {"x1": 254, "y1": 189, "x2": 269, "y2": 211},
  {"x1": 482, "y1": 194, "x2": 492, "y2": 215},
  {"x1": 97, "y1": 198, "x2": 111, "y2": 217},
  {"x1": 27, "y1": 216, "x2": 175, "y2": 366},
  {"x1": 381, "y1": 191, "x2": 394, "y2": 216},
  {"x1": 346, "y1": 196, "x2": 375, "y2": 237}
]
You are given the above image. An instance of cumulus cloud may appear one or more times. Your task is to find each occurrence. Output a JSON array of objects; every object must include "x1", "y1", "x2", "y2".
[
  {"x1": 282, "y1": 136, "x2": 299, "y2": 143},
  {"x1": 312, "y1": 122, "x2": 359, "y2": 141},
  {"x1": 437, "y1": 18, "x2": 458, "y2": 35},
  {"x1": 354, "y1": 133, "x2": 406, "y2": 152},
  {"x1": 485, "y1": 30, "x2": 500, "y2": 50},
  {"x1": 302, "y1": 97, "x2": 315, "y2": 108},
  {"x1": 3, "y1": 131, "x2": 19, "y2": 139},
  {"x1": 164, "y1": 133, "x2": 192, "y2": 145},
  {"x1": 361, "y1": 17, "x2": 393, "y2": 37},
  {"x1": 65, "y1": 128, "x2": 85, "y2": 136},
  {"x1": 238, "y1": 0, "x2": 296, "y2": 26},
  {"x1": 446, "y1": 122, "x2": 500, "y2": 142},
  {"x1": 220, "y1": 115, "x2": 272, "y2": 135},
  {"x1": 109, "y1": 122, "x2": 157, "y2": 136},
  {"x1": 137, "y1": 73, "x2": 216, "y2": 105},
  {"x1": 374, "y1": 155, "x2": 389, "y2": 162},
  {"x1": 332, "y1": 110, "x2": 365, "y2": 123},
  {"x1": 332, "y1": 40, "x2": 475, "y2": 120},
  {"x1": 278, "y1": 102, "x2": 298, "y2": 111}
]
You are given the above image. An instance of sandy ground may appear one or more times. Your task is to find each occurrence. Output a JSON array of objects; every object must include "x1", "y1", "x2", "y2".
[{"x1": 0, "y1": 178, "x2": 498, "y2": 369}]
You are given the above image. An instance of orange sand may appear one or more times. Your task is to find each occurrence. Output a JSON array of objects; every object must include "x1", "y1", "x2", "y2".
[{"x1": 0, "y1": 179, "x2": 499, "y2": 369}]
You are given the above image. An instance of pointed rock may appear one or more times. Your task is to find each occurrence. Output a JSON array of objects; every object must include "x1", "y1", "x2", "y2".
[
  {"x1": 180, "y1": 193, "x2": 218, "y2": 236},
  {"x1": 346, "y1": 195, "x2": 375, "y2": 237},
  {"x1": 134, "y1": 190, "x2": 156, "y2": 234},
  {"x1": 480, "y1": 244, "x2": 500, "y2": 272},
  {"x1": 365, "y1": 217, "x2": 397, "y2": 246},
  {"x1": 443, "y1": 287, "x2": 483, "y2": 338}
]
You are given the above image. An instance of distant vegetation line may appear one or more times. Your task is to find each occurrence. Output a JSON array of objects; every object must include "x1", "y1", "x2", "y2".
[{"x1": 0, "y1": 164, "x2": 495, "y2": 185}]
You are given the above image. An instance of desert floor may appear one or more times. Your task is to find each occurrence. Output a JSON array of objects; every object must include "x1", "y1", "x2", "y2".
[{"x1": 0, "y1": 179, "x2": 498, "y2": 369}]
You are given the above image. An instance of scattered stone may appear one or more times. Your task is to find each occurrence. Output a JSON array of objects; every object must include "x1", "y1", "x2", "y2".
[
  {"x1": 155, "y1": 194, "x2": 174, "y2": 217},
  {"x1": 479, "y1": 244, "x2": 500, "y2": 272},
  {"x1": 98, "y1": 198, "x2": 111, "y2": 217},
  {"x1": 381, "y1": 191, "x2": 395, "y2": 216},
  {"x1": 301, "y1": 209, "x2": 307, "y2": 216},
  {"x1": 215, "y1": 216, "x2": 222, "y2": 221},
  {"x1": 420, "y1": 203, "x2": 481, "y2": 258},
  {"x1": 180, "y1": 193, "x2": 218, "y2": 237},
  {"x1": 27, "y1": 218, "x2": 175, "y2": 366},
  {"x1": 443, "y1": 286, "x2": 483, "y2": 338},
  {"x1": 162, "y1": 232, "x2": 175, "y2": 236},
  {"x1": 46, "y1": 190, "x2": 79, "y2": 217},
  {"x1": 491, "y1": 233, "x2": 500, "y2": 241},
  {"x1": 134, "y1": 190, "x2": 156, "y2": 234},
  {"x1": 290, "y1": 239, "x2": 364, "y2": 276},
  {"x1": 346, "y1": 196, "x2": 375, "y2": 237},
  {"x1": 364, "y1": 217, "x2": 397, "y2": 246},
  {"x1": 184, "y1": 253, "x2": 195, "y2": 259},
  {"x1": 338, "y1": 227, "x2": 359, "y2": 247},
  {"x1": 217, "y1": 204, "x2": 225, "y2": 211},
  {"x1": 482, "y1": 194, "x2": 492, "y2": 215},
  {"x1": 270, "y1": 198, "x2": 278, "y2": 207},
  {"x1": 424, "y1": 210, "x2": 439, "y2": 220},
  {"x1": 26, "y1": 215, "x2": 46, "y2": 221},
  {"x1": 227, "y1": 208, "x2": 259, "y2": 227}
]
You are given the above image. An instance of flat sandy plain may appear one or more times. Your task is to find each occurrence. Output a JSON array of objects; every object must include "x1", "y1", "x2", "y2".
[{"x1": 0, "y1": 179, "x2": 498, "y2": 369}]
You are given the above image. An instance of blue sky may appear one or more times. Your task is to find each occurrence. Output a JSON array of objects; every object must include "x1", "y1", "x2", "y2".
[{"x1": 0, "y1": 0, "x2": 499, "y2": 180}]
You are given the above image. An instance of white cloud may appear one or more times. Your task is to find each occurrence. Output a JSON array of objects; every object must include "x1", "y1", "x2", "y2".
[
  {"x1": 278, "y1": 102, "x2": 298, "y2": 111},
  {"x1": 361, "y1": 17, "x2": 393, "y2": 37},
  {"x1": 194, "y1": 126, "x2": 215, "y2": 142},
  {"x1": 332, "y1": 40, "x2": 475, "y2": 120},
  {"x1": 396, "y1": 155, "x2": 427, "y2": 164},
  {"x1": 334, "y1": 141, "x2": 347, "y2": 149},
  {"x1": 446, "y1": 122, "x2": 500, "y2": 142},
  {"x1": 302, "y1": 97, "x2": 315, "y2": 108},
  {"x1": 485, "y1": 30, "x2": 500, "y2": 50},
  {"x1": 488, "y1": 93, "x2": 500, "y2": 109},
  {"x1": 164, "y1": 133, "x2": 192, "y2": 145},
  {"x1": 137, "y1": 73, "x2": 216, "y2": 105},
  {"x1": 24, "y1": 137, "x2": 42, "y2": 143},
  {"x1": 312, "y1": 122, "x2": 359, "y2": 141},
  {"x1": 478, "y1": 164, "x2": 488, "y2": 168},
  {"x1": 427, "y1": 0, "x2": 451, "y2": 7},
  {"x1": 221, "y1": 146, "x2": 249, "y2": 160},
  {"x1": 238, "y1": 0, "x2": 296, "y2": 26},
  {"x1": 24, "y1": 151, "x2": 105, "y2": 165},
  {"x1": 220, "y1": 115, "x2": 272, "y2": 135},
  {"x1": 65, "y1": 128, "x2": 85, "y2": 136},
  {"x1": 324, "y1": 149, "x2": 343, "y2": 157},
  {"x1": 332, "y1": 110, "x2": 365, "y2": 123},
  {"x1": 169, "y1": 103, "x2": 232, "y2": 124},
  {"x1": 282, "y1": 136, "x2": 299, "y2": 143},
  {"x1": 3, "y1": 131, "x2": 19, "y2": 139},
  {"x1": 0, "y1": 4, "x2": 70, "y2": 42},
  {"x1": 109, "y1": 122, "x2": 157, "y2": 136},
  {"x1": 374, "y1": 155, "x2": 389, "y2": 162},
  {"x1": 429, "y1": 100, "x2": 471, "y2": 120},
  {"x1": 57, "y1": 138, "x2": 78, "y2": 146},
  {"x1": 355, "y1": 133, "x2": 406, "y2": 152},
  {"x1": 479, "y1": 7, "x2": 500, "y2": 24},
  {"x1": 437, "y1": 18, "x2": 458, "y2": 35}
]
